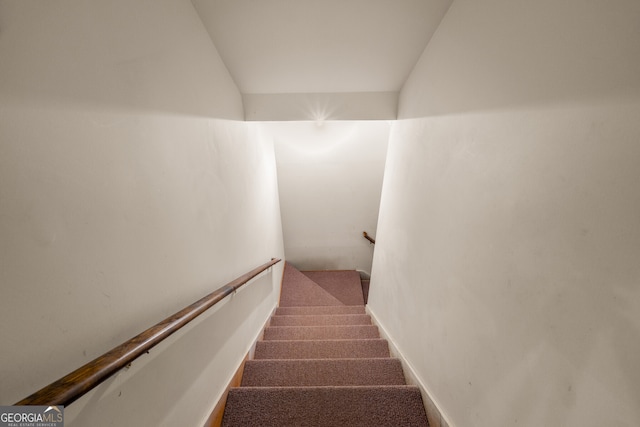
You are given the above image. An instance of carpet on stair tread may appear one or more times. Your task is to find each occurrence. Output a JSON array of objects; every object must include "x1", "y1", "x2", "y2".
[
  {"x1": 223, "y1": 260, "x2": 429, "y2": 426},
  {"x1": 275, "y1": 305, "x2": 365, "y2": 316},
  {"x1": 241, "y1": 358, "x2": 406, "y2": 387},
  {"x1": 302, "y1": 270, "x2": 365, "y2": 306},
  {"x1": 263, "y1": 325, "x2": 379, "y2": 341},
  {"x1": 270, "y1": 313, "x2": 372, "y2": 327},
  {"x1": 254, "y1": 339, "x2": 390, "y2": 359},
  {"x1": 222, "y1": 385, "x2": 429, "y2": 427},
  {"x1": 279, "y1": 263, "x2": 344, "y2": 307}
]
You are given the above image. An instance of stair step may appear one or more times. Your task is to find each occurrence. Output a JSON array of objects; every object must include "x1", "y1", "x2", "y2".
[
  {"x1": 275, "y1": 305, "x2": 365, "y2": 316},
  {"x1": 279, "y1": 263, "x2": 344, "y2": 307},
  {"x1": 270, "y1": 314, "x2": 371, "y2": 327},
  {"x1": 241, "y1": 358, "x2": 406, "y2": 387},
  {"x1": 254, "y1": 339, "x2": 390, "y2": 359},
  {"x1": 222, "y1": 386, "x2": 429, "y2": 427},
  {"x1": 302, "y1": 270, "x2": 365, "y2": 305},
  {"x1": 223, "y1": 262, "x2": 429, "y2": 426},
  {"x1": 263, "y1": 325, "x2": 379, "y2": 341}
]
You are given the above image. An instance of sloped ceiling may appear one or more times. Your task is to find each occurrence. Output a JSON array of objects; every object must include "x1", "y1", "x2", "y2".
[{"x1": 192, "y1": 0, "x2": 452, "y2": 119}]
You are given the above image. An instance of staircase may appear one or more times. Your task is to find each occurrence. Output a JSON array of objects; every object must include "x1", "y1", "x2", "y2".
[{"x1": 221, "y1": 263, "x2": 429, "y2": 426}]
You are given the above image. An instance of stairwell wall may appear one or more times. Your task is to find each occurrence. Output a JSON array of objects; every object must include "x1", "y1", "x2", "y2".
[
  {"x1": 369, "y1": 0, "x2": 640, "y2": 426},
  {"x1": 265, "y1": 121, "x2": 389, "y2": 273},
  {"x1": 0, "y1": 1, "x2": 284, "y2": 425}
]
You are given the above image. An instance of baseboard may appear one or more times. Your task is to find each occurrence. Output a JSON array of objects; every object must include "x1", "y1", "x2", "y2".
[
  {"x1": 203, "y1": 352, "x2": 248, "y2": 427},
  {"x1": 366, "y1": 305, "x2": 454, "y2": 427},
  {"x1": 202, "y1": 306, "x2": 277, "y2": 427}
]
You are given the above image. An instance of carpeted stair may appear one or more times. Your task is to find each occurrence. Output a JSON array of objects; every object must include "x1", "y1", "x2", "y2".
[
  {"x1": 269, "y1": 313, "x2": 372, "y2": 326},
  {"x1": 222, "y1": 262, "x2": 429, "y2": 426},
  {"x1": 263, "y1": 325, "x2": 380, "y2": 340}
]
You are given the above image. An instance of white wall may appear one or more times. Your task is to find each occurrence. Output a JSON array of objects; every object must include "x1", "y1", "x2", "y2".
[
  {"x1": 243, "y1": 92, "x2": 398, "y2": 121},
  {"x1": 192, "y1": 0, "x2": 452, "y2": 94},
  {"x1": 0, "y1": 1, "x2": 284, "y2": 426},
  {"x1": 369, "y1": 0, "x2": 640, "y2": 426},
  {"x1": 265, "y1": 121, "x2": 388, "y2": 273}
]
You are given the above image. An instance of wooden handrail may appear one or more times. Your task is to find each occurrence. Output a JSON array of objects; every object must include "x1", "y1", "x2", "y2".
[
  {"x1": 363, "y1": 231, "x2": 376, "y2": 245},
  {"x1": 16, "y1": 258, "x2": 282, "y2": 407}
]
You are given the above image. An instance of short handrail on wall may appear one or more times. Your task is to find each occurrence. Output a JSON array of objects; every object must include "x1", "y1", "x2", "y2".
[
  {"x1": 16, "y1": 258, "x2": 282, "y2": 407},
  {"x1": 363, "y1": 231, "x2": 376, "y2": 245}
]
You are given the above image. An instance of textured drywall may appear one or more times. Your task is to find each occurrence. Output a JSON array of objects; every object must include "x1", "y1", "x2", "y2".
[
  {"x1": 369, "y1": 0, "x2": 640, "y2": 426},
  {"x1": 266, "y1": 121, "x2": 389, "y2": 273},
  {"x1": 0, "y1": 1, "x2": 284, "y2": 426}
]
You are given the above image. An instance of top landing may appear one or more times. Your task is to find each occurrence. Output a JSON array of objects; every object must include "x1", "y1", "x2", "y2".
[{"x1": 280, "y1": 263, "x2": 365, "y2": 307}]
